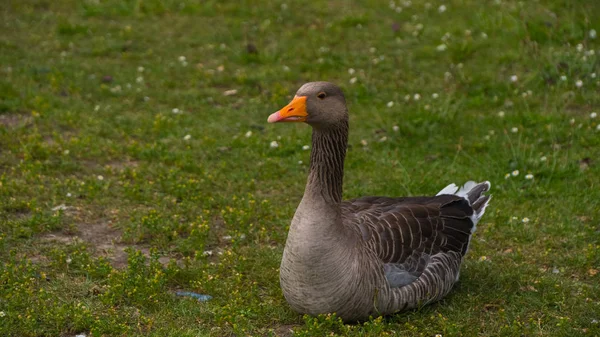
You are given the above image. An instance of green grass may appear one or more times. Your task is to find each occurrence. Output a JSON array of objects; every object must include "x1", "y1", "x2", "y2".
[{"x1": 1, "y1": 0, "x2": 599, "y2": 336}]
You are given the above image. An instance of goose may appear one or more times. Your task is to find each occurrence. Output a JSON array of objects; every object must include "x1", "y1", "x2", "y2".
[{"x1": 268, "y1": 82, "x2": 491, "y2": 322}]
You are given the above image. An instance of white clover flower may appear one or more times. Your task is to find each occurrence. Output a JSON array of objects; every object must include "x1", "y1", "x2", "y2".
[
  {"x1": 404, "y1": 94, "x2": 411, "y2": 101},
  {"x1": 525, "y1": 174, "x2": 534, "y2": 180},
  {"x1": 369, "y1": 47, "x2": 377, "y2": 53},
  {"x1": 413, "y1": 93, "x2": 421, "y2": 100},
  {"x1": 505, "y1": 173, "x2": 510, "y2": 179},
  {"x1": 540, "y1": 156, "x2": 547, "y2": 161},
  {"x1": 590, "y1": 112, "x2": 597, "y2": 119},
  {"x1": 172, "y1": 108, "x2": 180, "y2": 114},
  {"x1": 575, "y1": 80, "x2": 583, "y2": 88},
  {"x1": 183, "y1": 134, "x2": 191, "y2": 141},
  {"x1": 393, "y1": 125, "x2": 399, "y2": 132},
  {"x1": 511, "y1": 127, "x2": 518, "y2": 133},
  {"x1": 302, "y1": 145, "x2": 310, "y2": 150},
  {"x1": 245, "y1": 131, "x2": 252, "y2": 138},
  {"x1": 349, "y1": 77, "x2": 357, "y2": 84},
  {"x1": 436, "y1": 44, "x2": 448, "y2": 52},
  {"x1": 178, "y1": 56, "x2": 186, "y2": 62},
  {"x1": 298, "y1": 160, "x2": 303, "y2": 165},
  {"x1": 360, "y1": 139, "x2": 368, "y2": 146},
  {"x1": 522, "y1": 217, "x2": 530, "y2": 223},
  {"x1": 379, "y1": 136, "x2": 388, "y2": 142},
  {"x1": 576, "y1": 44, "x2": 584, "y2": 52},
  {"x1": 66, "y1": 257, "x2": 72, "y2": 264},
  {"x1": 438, "y1": 4, "x2": 447, "y2": 13},
  {"x1": 512, "y1": 170, "x2": 519, "y2": 176},
  {"x1": 510, "y1": 75, "x2": 518, "y2": 82},
  {"x1": 591, "y1": 73, "x2": 597, "y2": 79},
  {"x1": 560, "y1": 75, "x2": 567, "y2": 81},
  {"x1": 0, "y1": 311, "x2": 5, "y2": 317},
  {"x1": 137, "y1": 66, "x2": 144, "y2": 72},
  {"x1": 202, "y1": 250, "x2": 213, "y2": 256},
  {"x1": 432, "y1": 93, "x2": 439, "y2": 99},
  {"x1": 270, "y1": 141, "x2": 279, "y2": 148},
  {"x1": 63, "y1": 149, "x2": 70, "y2": 155},
  {"x1": 590, "y1": 29, "x2": 597, "y2": 39},
  {"x1": 348, "y1": 68, "x2": 356, "y2": 75},
  {"x1": 387, "y1": 101, "x2": 394, "y2": 108},
  {"x1": 498, "y1": 111, "x2": 505, "y2": 117},
  {"x1": 97, "y1": 175, "x2": 104, "y2": 181},
  {"x1": 596, "y1": 124, "x2": 600, "y2": 131},
  {"x1": 444, "y1": 72, "x2": 452, "y2": 81},
  {"x1": 67, "y1": 193, "x2": 72, "y2": 197},
  {"x1": 144, "y1": 96, "x2": 150, "y2": 102},
  {"x1": 481, "y1": 32, "x2": 488, "y2": 39}
]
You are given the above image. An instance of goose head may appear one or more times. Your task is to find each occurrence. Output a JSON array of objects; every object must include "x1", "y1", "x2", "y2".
[{"x1": 268, "y1": 82, "x2": 348, "y2": 129}]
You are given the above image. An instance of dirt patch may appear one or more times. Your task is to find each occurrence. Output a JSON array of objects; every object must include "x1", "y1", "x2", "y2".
[
  {"x1": 40, "y1": 217, "x2": 173, "y2": 269},
  {"x1": 0, "y1": 113, "x2": 31, "y2": 128},
  {"x1": 273, "y1": 324, "x2": 299, "y2": 337}
]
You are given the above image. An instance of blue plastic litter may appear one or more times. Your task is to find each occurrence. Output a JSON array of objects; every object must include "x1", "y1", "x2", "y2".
[{"x1": 175, "y1": 291, "x2": 212, "y2": 302}]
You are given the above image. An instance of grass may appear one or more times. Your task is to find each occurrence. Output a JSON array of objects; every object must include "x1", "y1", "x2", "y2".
[{"x1": 1, "y1": 0, "x2": 599, "y2": 335}]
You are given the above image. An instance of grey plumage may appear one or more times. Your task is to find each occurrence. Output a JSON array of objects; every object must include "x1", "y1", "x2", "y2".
[{"x1": 271, "y1": 82, "x2": 491, "y2": 322}]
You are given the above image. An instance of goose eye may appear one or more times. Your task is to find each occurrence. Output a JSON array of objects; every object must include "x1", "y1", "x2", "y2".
[{"x1": 317, "y1": 92, "x2": 326, "y2": 99}]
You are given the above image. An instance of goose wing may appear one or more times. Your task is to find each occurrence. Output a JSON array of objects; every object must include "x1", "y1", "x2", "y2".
[{"x1": 341, "y1": 194, "x2": 476, "y2": 288}]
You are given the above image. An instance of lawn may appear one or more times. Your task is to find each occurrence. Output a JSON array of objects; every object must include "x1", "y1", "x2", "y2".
[{"x1": 1, "y1": 0, "x2": 599, "y2": 336}]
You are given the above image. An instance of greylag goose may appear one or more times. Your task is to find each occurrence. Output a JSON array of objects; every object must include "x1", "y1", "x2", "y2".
[{"x1": 268, "y1": 82, "x2": 491, "y2": 322}]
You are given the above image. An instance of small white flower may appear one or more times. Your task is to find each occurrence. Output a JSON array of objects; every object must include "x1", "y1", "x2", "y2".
[
  {"x1": 172, "y1": 108, "x2": 180, "y2": 114},
  {"x1": 137, "y1": 66, "x2": 144, "y2": 72},
  {"x1": 525, "y1": 174, "x2": 534, "y2": 180},
  {"x1": 432, "y1": 93, "x2": 439, "y2": 99},
  {"x1": 591, "y1": 73, "x2": 597, "y2": 79},
  {"x1": 444, "y1": 72, "x2": 452, "y2": 81},
  {"x1": 245, "y1": 131, "x2": 252, "y2": 138},
  {"x1": 498, "y1": 111, "x2": 505, "y2": 117},
  {"x1": 387, "y1": 101, "x2": 394, "y2": 108},
  {"x1": 512, "y1": 170, "x2": 519, "y2": 176},
  {"x1": 392, "y1": 125, "x2": 399, "y2": 132},
  {"x1": 590, "y1": 29, "x2": 597, "y2": 39},
  {"x1": 404, "y1": 94, "x2": 411, "y2": 101},
  {"x1": 97, "y1": 175, "x2": 104, "y2": 181},
  {"x1": 282, "y1": 65, "x2": 290, "y2": 72},
  {"x1": 504, "y1": 173, "x2": 511, "y2": 179},
  {"x1": 349, "y1": 77, "x2": 357, "y2": 84},
  {"x1": 560, "y1": 75, "x2": 567, "y2": 81},
  {"x1": 379, "y1": 136, "x2": 387, "y2": 142},
  {"x1": 590, "y1": 112, "x2": 597, "y2": 119},
  {"x1": 438, "y1": 4, "x2": 447, "y2": 13},
  {"x1": 369, "y1": 47, "x2": 377, "y2": 53},
  {"x1": 522, "y1": 217, "x2": 530, "y2": 223},
  {"x1": 596, "y1": 124, "x2": 600, "y2": 131},
  {"x1": 511, "y1": 127, "x2": 518, "y2": 133},
  {"x1": 481, "y1": 32, "x2": 488, "y2": 39},
  {"x1": 576, "y1": 44, "x2": 584, "y2": 52},
  {"x1": 348, "y1": 68, "x2": 356, "y2": 75},
  {"x1": 223, "y1": 89, "x2": 238, "y2": 96},
  {"x1": 552, "y1": 267, "x2": 560, "y2": 274},
  {"x1": 270, "y1": 141, "x2": 279, "y2": 148},
  {"x1": 202, "y1": 250, "x2": 213, "y2": 256},
  {"x1": 67, "y1": 193, "x2": 72, "y2": 197},
  {"x1": 540, "y1": 156, "x2": 547, "y2": 161},
  {"x1": 94, "y1": 105, "x2": 100, "y2": 111},
  {"x1": 302, "y1": 145, "x2": 310, "y2": 150},
  {"x1": 575, "y1": 80, "x2": 583, "y2": 88},
  {"x1": 298, "y1": 160, "x2": 303, "y2": 165},
  {"x1": 183, "y1": 134, "x2": 191, "y2": 141},
  {"x1": 436, "y1": 44, "x2": 448, "y2": 52},
  {"x1": 66, "y1": 257, "x2": 72, "y2": 264},
  {"x1": 222, "y1": 235, "x2": 232, "y2": 241},
  {"x1": 144, "y1": 96, "x2": 150, "y2": 102},
  {"x1": 136, "y1": 76, "x2": 144, "y2": 83},
  {"x1": 178, "y1": 56, "x2": 186, "y2": 62},
  {"x1": 0, "y1": 311, "x2": 6, "y2": 317},
  {"x1": 510, "y1": 75, "x2": 518, "y2": 82},
  {"x1": 413, "y1": 93, "x2": 421, "y2": 100},
  {"x1": 592, "y1": 319, "x2": 599, "y2": 324},
  {"x1": 360, "y1": 139, "x2": 368, "y2": 146},
  {"x1": 511, "y1": 216, "x2": 518, "y2": 221},
  {"x1": 63, "y1": 149, "x2": 70, "y2": 155}
]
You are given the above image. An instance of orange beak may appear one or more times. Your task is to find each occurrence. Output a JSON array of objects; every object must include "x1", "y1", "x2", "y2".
[{"x1": 267, "y1": 96, "x2": 308, "y2": 123}]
